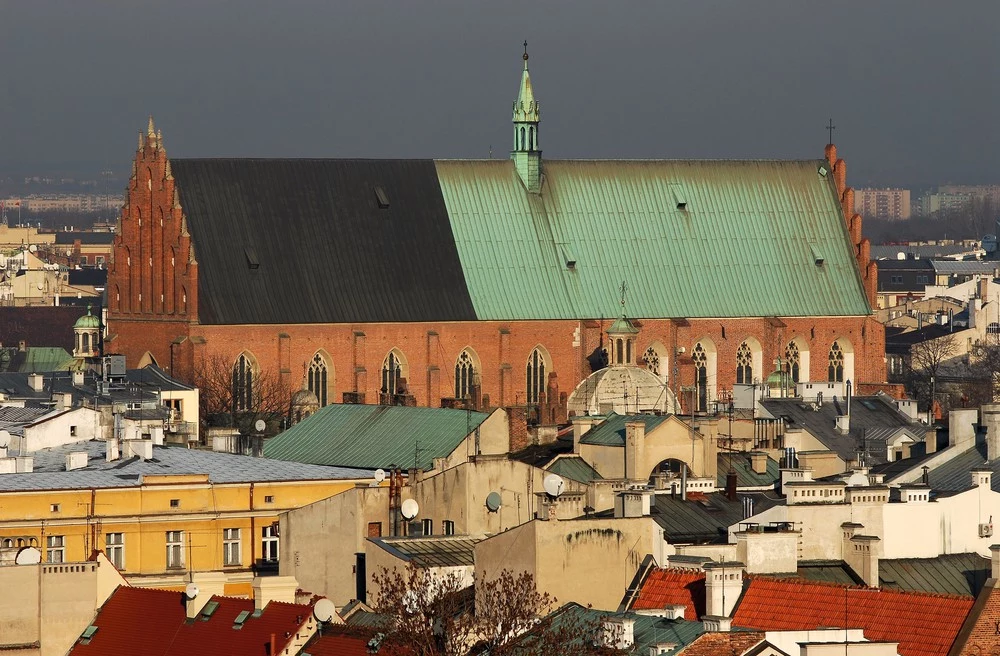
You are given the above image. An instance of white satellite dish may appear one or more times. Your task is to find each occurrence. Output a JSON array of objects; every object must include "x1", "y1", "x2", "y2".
[
  {"x1": 184, "y1": 582, "x2": 200, "y2": 599},
  {"x1": 400, "y1": 498, "x2": 419, "y2": 520},
  {"x1": 0, "y1": 430, "x2": 10, "y2": 449},
  {"x1": 313, "y1": 598, "x2": 336, "y2": 623},
  {"x1": 543, "y1": 474, "x2": 565, "y2": 498},
  {"x1": 28, "y1": 244, "x2": 37, "y2": 253},
  {"x1": 374, "y1": 469, "x2": 386, "y2": 483},
  {"x1": 15, "y1": 547, "x2": 41, "y2": 565},
  {"x1": 254, "y1": 419, "x2": 266, "y2": 433}
]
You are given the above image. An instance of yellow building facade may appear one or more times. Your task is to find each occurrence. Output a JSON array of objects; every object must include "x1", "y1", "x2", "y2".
[{"x1": 0, "y1": 447, "x2": 375, "y2": 597}]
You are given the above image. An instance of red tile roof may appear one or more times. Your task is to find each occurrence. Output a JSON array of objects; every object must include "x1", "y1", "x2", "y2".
[
  {"x1": 300, "y1": 633, "x2": 372, "y2": 656},
  {"x1": 676, "y1": 631, "x2": 765, "y2": 656},
  {"x1": 68, "y1": 586, "x2": 316, "y2": 656},
  {"x1": 733, "y1": 577, "x2": 974, "y2": 656},
  {"x1": 630, "y1": 568, "x2": 706, "y2": 620}
]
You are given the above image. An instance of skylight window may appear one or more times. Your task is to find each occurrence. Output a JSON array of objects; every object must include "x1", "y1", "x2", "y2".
[{"x1": 374, "y1": 186, "x2": 390, "y2": 209}]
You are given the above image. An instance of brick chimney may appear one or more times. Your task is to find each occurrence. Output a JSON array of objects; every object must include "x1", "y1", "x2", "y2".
[{"x1": 506, "y1": 406, "x2": 528, "y2": 453}]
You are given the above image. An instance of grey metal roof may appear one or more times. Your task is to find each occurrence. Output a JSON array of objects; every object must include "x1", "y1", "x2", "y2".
[
  {"x1": 761, "y1": 395, "x2": 916, "y2": 464},
  {"x1": 716, "y1": 452, "x2": 779, "y2": 489},
  {"x1": 0, "y1": 439, "x2": 372, "y2": 491},
  {"x1": 929, "y1": 260, "x2": 1000, "y2": 275},
  {"x1": 871, "y1": 245, "x2": 977, "y2": 260},
  {"x1": 879, "y1": 553, "x2": 990, "y2": 596},
  {"x1": 171, "y1": 158, "x2": 477, "y2": 325},
  {"x1": 649, "y1": 492, "x2": 785, "y2": 544},
  {"x1": 926, "y1": 441, "x2": 999, "y2": 492},
  {"x1": 368, "y1": 536, "x2": 481, "y2": 568},
  {"x1": 55, "y1": 231, "x2": 116, "y2": 245}
]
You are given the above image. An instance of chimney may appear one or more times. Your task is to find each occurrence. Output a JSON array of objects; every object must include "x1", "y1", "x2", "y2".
[
  {"x1": 185, "y1": 572, "x2": 227, "y2": 619},
  {"x1": 105, "y1": 437, "x2": 119, "y2": 462},
  {"x1": 27, "y1": 373, "x2": 44, "y2": 392},
  {"x1": 185, "y1": 587, "x2": 201, "y2": 620},
  {"x1": 601, "y1": 618, "x2": 635, "y2": 650},
  {"x1": 572, "y1": 416, "x2": 598, "y2": 454},
  {"x1": 701, "y1": 616, "x2": 732, "y2": 633},
  {"x1": 949, "y1": 408, "x2": 979, "y2": 447},
  {"x1": 749, "y1": 452, "x2": 768, "y2": 474},
  {"x1": 252, "y1": 576, "x2": 299, "y2": 612},
  {"x1": 846, "y1": 535, "x2": 881, "y2": 587},
  {"x1": 615, "y1": 489, "x2": 651, "y2": 518},
  {"x1": 72, "y1": 370, "x2": 84, "y2": 386},
  {"x1": 725, "y1": 470, "x2": 738, "y2": 501},
  {"x1": 703, "y1": 562, "x2": 743, "y2": 618},
  {"x1": 506, "y1": 406, "x2": 528, "y2": 453},
  {"x1": 65, "y1": 452, "x2": 87, "y2": 471},
  {"x1": 124, "y1": 439, "x2": 153, "y2": 461},
  {"x1": 972, "y1": 468, "x2": 993, "y2": 489},
  {"x1": 991, "y1": 544, "x2": 1000, "y2": 579},
  {"x1": 835, "y1": 414, "x2": 850, "y2": 435},
  {"x1": 981, "y1": 404, "x2": 1000, "y2": 461},
  {"x1": 624, "y1": 421, "x2": 645, "y2": 481}
]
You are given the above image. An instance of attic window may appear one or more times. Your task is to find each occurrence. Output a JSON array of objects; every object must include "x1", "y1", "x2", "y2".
[
  {"x1": 201, "y1": 601, "x2": 220, "y2": 618},
  {"x1": 810, "y1": 244, "x2": 825, "y2": 267},
  {"x1": 233, "y1": 610, "x2": 251, "y2": 629},
  {"x1": 244, "y1": 246, "x2": 260, "y2": 270},
  {"x1": 818, "y1": 164, "x2": 829, "y2": 177},
  {"x1": 559, "y1": 244, "x2": 577, "y2": 270},
  {"x1": 374, "y1": 186, "x2": 390, "y2": 209},
  {"x1": 79, "y1": 625, "x2": 98, "y2": 644},
  {"x1": 669, "y1": 184, "x2": 688, "y2": 210}
]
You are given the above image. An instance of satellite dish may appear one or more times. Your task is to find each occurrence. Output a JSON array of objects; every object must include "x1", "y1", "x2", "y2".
[
  {"x1": 15, "y1": 547, "x2": 41, "y2": 565},
  {"x1": 543, "y1": 474, "x2": 565, "y2": 498},
  {"x1": 400, "y1": 498, "x2": 419, "y2": 520},
  {"x1": 313, "y1": 598, "x2": 336, "y2": 623},
  {"x1": 184, "y1": 582, "x2": 200, "y2": 599},
  {"x1": 374, "y1": 469, "x2": 386, "y2": 483},
  {"x1": 254, "y1": 419, "x2": 266, "y2": 433},
  {"x1": 0, "y1": 430, "x2": 10, "y2": 449},
  {"x1": 485, "y1": 491, "x2": 502, "y2": 512},
  {"x1": 28, "y1": 244, "x2": 36, "y2": 253}
]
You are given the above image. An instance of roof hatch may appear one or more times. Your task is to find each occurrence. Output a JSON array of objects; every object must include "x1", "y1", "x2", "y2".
[
  {"x1": 374, "y1": 186, "x2": 390, "y2": 209},
  {"x1": 233, "y1": 609, "x2": 251, "y2": 629},
  {"x1": 244, "y1": 246, "x2": 260, "y2": 270}
]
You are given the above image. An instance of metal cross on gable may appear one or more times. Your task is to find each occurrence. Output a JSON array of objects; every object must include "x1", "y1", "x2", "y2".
[
  {"x1": 620, "y1": 280, "x2": 628, "y2": 311},
  {"x1": 826, "y1": 118, "x2": 836, "y2": 144}
]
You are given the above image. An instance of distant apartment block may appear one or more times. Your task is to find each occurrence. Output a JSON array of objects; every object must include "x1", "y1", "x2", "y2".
[
  {"x1": 2, "y1": 194, "x2": 123, "y2": 213},
  {"x1": 918, "y1": 185, "x2": 1000, "y2": 215},
  {"x1": 854, "y1": 187, "x2": 911, "y2": 221}
]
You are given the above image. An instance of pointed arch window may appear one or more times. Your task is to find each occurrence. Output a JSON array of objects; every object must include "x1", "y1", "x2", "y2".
[
  {"x1": 526, "y1": 348, "x2": 547, "y2": 404},
  {"x1": 828, "y1": 342, "x2": 845, "y2": 382},
  {"x1": 785, "y1": 341, "x2": 801, "y2": 383},
  {"x1": 455, "y1": 350, "x2": 476, "y2": 400},
  {"x1": 382, "y1": 351, "x2": 403, "y2": 397},
  {"x1": 735, "y1": 342, "x2": 753, "y2": 385},
  {"x1": 693, "y1": 343, "x2": 708, "y2": 412},
  {"x1": 232, "y1": 353, "x2": 255, "y2": 412},
  {"x1": 308, "y1": 353, "x2": 329, "y2": 407},
  {"x1": 528, "y1": 126, "x2": 535, "y2": 151},
  {"x1": 519, "y1": 127, "x2": 526, "y2": 150}
]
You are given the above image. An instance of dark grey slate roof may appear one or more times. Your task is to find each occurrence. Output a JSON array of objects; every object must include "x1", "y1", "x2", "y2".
[
  {"x1": 171, "y1": 159, "x2": 477, "y2": 324},
  {"x1": 67, "y1": 268, "x2": 107, "y2": 287},
  {"x1": 55, "y1": 231, "x2": 116, "y2": 245},
  {"x1": 761, "y1": 395, "x2": 917, "y2": 465},
  {"x1": 0, "y1": 365, "x2": 191, "y2": 405},
  {"x1": 717, "y1": 452, "x2": 779, "y2": 489},
  {"x1": 926, "y1": 441, "x2": 999, "y2": 492},
  {"x1": 0, "y1": 439, "x2": 372, "y2": 491},
  {"x1": 879, "y1": 553, "x2": 990, "y2": 597}
]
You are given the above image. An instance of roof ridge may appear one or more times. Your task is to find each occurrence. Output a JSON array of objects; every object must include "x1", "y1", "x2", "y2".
[{"x1": 747, "y1": 575, "x2": 979, "y2": 600}]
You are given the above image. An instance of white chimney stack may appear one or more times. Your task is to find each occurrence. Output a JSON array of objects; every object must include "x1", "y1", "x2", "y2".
[{"x1": 27, "y1": 373, "x2": 44, "y2": 392}]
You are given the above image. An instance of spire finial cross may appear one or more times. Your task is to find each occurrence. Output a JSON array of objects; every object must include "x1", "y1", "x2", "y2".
[
  {"x1": 523, "y1": 40, "x2": 529, "y2": 66},
  {"x1": 826, "y1": 118, "x2": 836, "y2": 145},
  {"x1": 620, "y1": 280, "x2": 628, "y2": 312}
]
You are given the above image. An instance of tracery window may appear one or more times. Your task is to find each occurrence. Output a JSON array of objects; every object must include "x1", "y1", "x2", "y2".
[
  {"x1": 693, "y1": 343, "x2": 708, "y2": 412},
  {"x1": 785, "y1": 341, "x2": 801, "y2": 383},
  {"x1": 735, "y1": 342, "x2": 753, "y2": 385},
  {"x1": 455, "y1": 350, "x2": 476, "y2": 399},
  {"x1": 232, "y1": 353, "x2": 254, "y2": 412},
  {"x1": 382, "y1": 351, "x2": 403, "y2": 396},
  {"x1": 526, "y1": 348, "x2": 546, "y2": 404},
  {"x1": 644, "y1": 347, "x2": 660, "y2": 376},
  {"x1": 828, "y1": 341, "x2": 845, "y2": 382},
  {"x1": 308, "y1": 352, "x2": 329, "y2": 407}
]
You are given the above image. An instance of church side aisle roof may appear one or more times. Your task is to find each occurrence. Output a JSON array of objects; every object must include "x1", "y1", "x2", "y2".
[{"x1": 436, "y1": 158, "x2": 871, "y2": 320}]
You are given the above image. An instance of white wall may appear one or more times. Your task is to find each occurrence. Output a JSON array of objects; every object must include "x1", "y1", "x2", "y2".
[{"x1": 21, "y1": 407, "x2": 102, "y2": 452}]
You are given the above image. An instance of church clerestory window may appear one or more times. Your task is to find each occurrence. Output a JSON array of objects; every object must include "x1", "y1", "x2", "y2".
[
  {"x1": 828, "y1": 341, "x2": 845, "y2": 383},
  {"x1": 455, "y1": 350, "x2": 476, "y2": 400},
  {"x1": 735, "y1": 342, "x2": 752, "y2": 385},
  {"x1": 382, "y1": 351, "x2": 403, "y2": 397},
  {"x1": 526, "y1": 348, "x2": 546, "y2": 404},
  {"x1": 232, "y1": 353, "x2": 254, "y2": 412},
  {"x1": 644, "y1": 347, "x2": 660, "y2": 377},
  {"x1": 785, "y1": 341, "x2": 801, "y2": 383},
  {"x1": 308, "y1": 353, "x2": 328, "y2": 407},
  {"x1": 693, "y1": 343, "x2": 708, "y2": 412}
]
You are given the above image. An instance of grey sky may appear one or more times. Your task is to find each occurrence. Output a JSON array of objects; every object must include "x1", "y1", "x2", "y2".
[{"x1": 1, "y1": 1, "x2": 996, "y2": 187}]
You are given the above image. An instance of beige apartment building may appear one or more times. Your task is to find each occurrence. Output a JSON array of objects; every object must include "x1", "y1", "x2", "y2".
[{"x1": 855, "y1": 188, "x2": 911, "y2": 221}]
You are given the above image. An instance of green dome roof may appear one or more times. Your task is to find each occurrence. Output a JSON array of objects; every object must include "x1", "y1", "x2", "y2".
[
  {"x1": 74, "y1": 306, "x2": 100, "y2": 329},
  {"x1": 607, "y1": 315, "x2": 639, "y2": 335}
]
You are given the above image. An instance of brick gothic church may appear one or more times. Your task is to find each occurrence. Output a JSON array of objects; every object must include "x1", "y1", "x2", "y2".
[{"x1": 107, "y1": 50, "x2": 883, "y2": 418}]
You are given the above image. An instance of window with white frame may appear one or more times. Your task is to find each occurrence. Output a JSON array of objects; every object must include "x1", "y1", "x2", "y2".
[
  {"x1": 261, "y1": 525, "x2": 279, "y2": 562},
  {"x1": 422, "y1": 518, "x2": 433, "y2": 536},
  {"x1": 166, "y1": 531, "x2": 184, "y2": 569},
  {"x1": 442, "y1": 520, "x2": 455, "y2": 536},
  {"x1": 46, "y1": 535, "x2": 65, "y2": 563},
  {"x1": 223, "y1": 528, "x2": 241, "y2": 566},
  {"x1": 105, "y1": 532, "x2": 125, "y2": 570}
]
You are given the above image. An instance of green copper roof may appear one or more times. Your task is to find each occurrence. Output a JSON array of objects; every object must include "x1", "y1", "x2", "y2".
[
  {"x1": 547, "y1": 455, "x2": 604, "y2": 483},
  {"x1": 434, "y1": 159, "x2": 870, "y2": 320},
  {"x1": 579, "y1": 412, "x2": 672, "y2": 446},
  {"x1": 608, "y1": 315, "x2": 639, "y2": 334},
  {"x1": 263, "y1": 404, "x2": 489, "y2": 470},
  {"x1": 74, "y1": 306, "x2": 100, "y2": 329}
]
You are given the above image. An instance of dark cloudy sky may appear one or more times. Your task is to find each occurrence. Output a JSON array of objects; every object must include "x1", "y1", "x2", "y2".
[{"x1": 1, "y1": 1, "x2": 996, "y2": 187}]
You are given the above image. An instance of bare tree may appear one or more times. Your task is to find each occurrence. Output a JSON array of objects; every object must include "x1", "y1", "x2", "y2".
[
  {"x1": 905, "y1": 334, "x2": 960, "y2": 409},
  {"x1": 193, "y1": 354, "x2": 289, "y2": 436},
  {"x1": 370, "y1": 566, "x2": 623, "y2": 656}
]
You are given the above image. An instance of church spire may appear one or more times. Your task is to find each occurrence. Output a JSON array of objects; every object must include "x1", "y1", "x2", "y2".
[{"x1": 512, "y1": 41, "x2": 542, "y2": 193}]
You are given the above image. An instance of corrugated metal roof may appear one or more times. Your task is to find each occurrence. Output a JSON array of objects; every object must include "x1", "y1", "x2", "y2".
[
  {"x1": 539, "y1": 603, "x2": 709, "y2": 655},
  {"x1": 716, "y1": 452, "x2": 779, "y2": 489},
  {"x1": 929, "y1": 260, "x2": 999, "y2": 275},
  {"x1": 579, "y1": 413, "x2": 672, "y2": 446},
  {"x1": 926, "y1": 441, "x2": 998, "y2": 492},
  {"x1": 263, "y1": 404, "x2": 488, "y2": 470},
  {"x1": 879, "y1": 553, "x2": 990, "y2": 597},
  {"x1": 547, "y1": 455, "x2": 603, "y2": 483},
  {"x1": 651, "y1": 492, "x2": 785, "y2": 544},
  {"x1": 172, "y1": 159, "x2": 477, "y2": 324},
  {"x1": 435, "y1": 159, "x2": 870, "y2": 320},
  {"x1": 369, "y1": 535, "x2": 481, "y2": 568}
]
